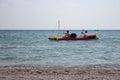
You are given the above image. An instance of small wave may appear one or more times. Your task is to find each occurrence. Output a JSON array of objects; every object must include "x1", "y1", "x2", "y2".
[
  {"x1": 0, "y1": 44, "x2": 25, "y2": 49},
  {"x1": 0, "y1": 56, "x2": 16, "y2": 60},
  {"x1": 98, "y1": 56, "x2": 112, "y2": 61},
  {"x1": 86, "y1": 64, "x2": 120, "y2": 68}
]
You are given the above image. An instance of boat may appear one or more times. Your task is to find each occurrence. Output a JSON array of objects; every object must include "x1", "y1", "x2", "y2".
[
  {"x1": 48, "y1": 20, "x2": 99, "y2": 41},
  {"x1": 48, "y1": 35, "x2": 99, "y2": 41}
]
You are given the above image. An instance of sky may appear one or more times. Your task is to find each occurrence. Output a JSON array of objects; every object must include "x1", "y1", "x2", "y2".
[{"x1": 0, "y1": 0, "x2": 120, "y2": 30}]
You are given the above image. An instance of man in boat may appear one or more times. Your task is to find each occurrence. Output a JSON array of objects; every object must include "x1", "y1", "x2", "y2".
[
  {"x1": 63, "y1": 30, "x2": 71, "y2": 38},
  {"x1": 84, "y1": 30, "x2": 88, "y2": 37},
  {"x1": 80, "y1": 30, "x2": 88, "y2": 37}
]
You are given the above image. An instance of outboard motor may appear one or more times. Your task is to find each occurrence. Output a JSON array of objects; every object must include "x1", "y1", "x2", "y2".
[{"x1": 70, "y1": 33, "x2": 77, "y2": 38}]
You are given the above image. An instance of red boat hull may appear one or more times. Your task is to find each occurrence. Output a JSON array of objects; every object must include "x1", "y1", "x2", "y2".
[{"x1": 48, "y1": 35, "x2": 98, "y2": 41}]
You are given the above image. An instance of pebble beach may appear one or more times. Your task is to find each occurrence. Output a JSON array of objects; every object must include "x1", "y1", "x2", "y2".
[{"x1": 0, "y1": 66, "x2": 120, "y2": 80}]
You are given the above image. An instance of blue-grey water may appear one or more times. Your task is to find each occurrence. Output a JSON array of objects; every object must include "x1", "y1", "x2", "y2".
[{"x1": 0, "y1": 30, "x2": 120, "y2": 67}]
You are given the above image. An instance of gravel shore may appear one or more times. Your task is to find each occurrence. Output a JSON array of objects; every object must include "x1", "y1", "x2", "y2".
[{"x1": 0, "y1": 66, "x2": 120, "y2": 80}]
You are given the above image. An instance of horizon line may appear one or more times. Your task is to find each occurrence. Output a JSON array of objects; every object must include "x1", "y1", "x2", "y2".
[{"x1": 0, "y1": 29, "x2": 120, "y2": 30}]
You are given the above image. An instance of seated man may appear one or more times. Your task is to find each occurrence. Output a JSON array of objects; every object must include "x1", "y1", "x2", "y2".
[
  {"x1": 63, "y1": 30, "x2": 70, "y2": 38},
  {"x1": 84, "y1": 30, "x2": 88, "y2": 37},
  {"x1": 80, "y1": 30, "x2": 88, "y2": 37}
]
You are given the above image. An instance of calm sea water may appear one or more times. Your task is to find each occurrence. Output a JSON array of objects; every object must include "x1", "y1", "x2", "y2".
[{"x1": 0, "y1": 30, "x2": 120, "y2": 67}]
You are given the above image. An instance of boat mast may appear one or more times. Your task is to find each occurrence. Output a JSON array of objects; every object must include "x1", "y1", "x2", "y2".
[{"x1": 58, "y1": 20, "x2": 60, "y2": 36}]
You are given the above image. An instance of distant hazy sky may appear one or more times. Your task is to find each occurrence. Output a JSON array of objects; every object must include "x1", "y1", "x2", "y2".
[{"x1": 0, "y1": 0, "x2": 120, "y2": 30}]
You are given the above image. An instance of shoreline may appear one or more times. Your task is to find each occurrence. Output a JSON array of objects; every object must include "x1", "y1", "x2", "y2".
[{"x1": 0, "y1": 65, "x2": 120, "y2": 80}]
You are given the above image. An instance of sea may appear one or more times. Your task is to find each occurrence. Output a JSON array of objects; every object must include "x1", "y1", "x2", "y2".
[{"x1": 0, "y1": 30, "x2": 120, "y2": 67}]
